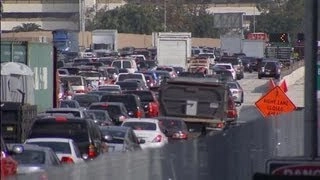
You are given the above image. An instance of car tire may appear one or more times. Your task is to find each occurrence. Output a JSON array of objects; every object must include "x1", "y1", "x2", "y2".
[{"x1": 258, "y1": 75, "x2": 262, "y2": 79}]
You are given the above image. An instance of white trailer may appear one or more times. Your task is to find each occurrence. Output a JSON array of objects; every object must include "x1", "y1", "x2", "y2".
[
  {"x1": 241, "y1": 40, "x2": 265, "y2": 58},
  {"x1": 91, "y1": 29, "x2": 118, "y2": 51},
  {"x1": 220, "y1": 36, "x2": 242, "y2": 55},
  {"x1": 156, "y1": 32, "x2": 192, "y2": 69}
]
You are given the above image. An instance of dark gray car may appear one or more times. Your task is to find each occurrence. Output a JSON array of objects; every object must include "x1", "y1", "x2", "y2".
[{"x1": 99, "y1": 126, "x2": 142, "y2": 153}]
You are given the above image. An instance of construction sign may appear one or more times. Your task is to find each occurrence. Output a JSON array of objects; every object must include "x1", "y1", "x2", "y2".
[{"x1": 255, "y1": 86, "x2": 296, "y2": 117}]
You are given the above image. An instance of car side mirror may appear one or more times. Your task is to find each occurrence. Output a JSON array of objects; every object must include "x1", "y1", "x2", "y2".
[{"x1": 138, "y1": 139, "x2": 146, "y2": 144}]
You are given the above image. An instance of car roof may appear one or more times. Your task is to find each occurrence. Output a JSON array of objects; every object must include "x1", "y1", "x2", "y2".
[
  {"x1": 215, "y1": 63, "x2": 233, "y2": 66},
  {"x1": 7, "y1": 143, "x2": 53, "y2": 152},
  {"x1": 90, "y1": 102, "x2": 125, "y2": 106},
  {"x1": 123, "y1": 118, "x2": 159, "y2": 123},
  {"x1": 45, "y1": 108, "x2": 83, "y2": 112},
  {"x1": 25, "y1": 138, "x2": 74, "y2": 143}
]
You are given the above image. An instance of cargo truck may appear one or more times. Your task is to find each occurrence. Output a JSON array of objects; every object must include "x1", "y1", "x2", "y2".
[
  {"x1": 91, "y1": 29, "x2": 118, "y2": 57},
  {"x1": 155, "y1": 32, "x2": 192, "y2": 69},
  {"x1": 1, "y1": 41, "x2": 54, "y2": 112},
  {"x1": 241, "y1": 40, "x2": 265, "y2": 58},
  {"x1": 220, "y1": 35, "x2": 242, "y2": 55},
  {"x1": 158, "y1": 77, "x2": 238, "y2": 135}
]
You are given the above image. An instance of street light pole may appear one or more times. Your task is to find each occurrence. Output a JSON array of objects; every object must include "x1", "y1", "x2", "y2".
[{"x1": 164, "y1": 0, "x2": 167, "y2": 32}]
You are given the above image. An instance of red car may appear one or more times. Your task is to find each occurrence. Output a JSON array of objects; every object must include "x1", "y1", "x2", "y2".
[{"x1": 1, "y1": 137, "x2": 18, "y2": 178}]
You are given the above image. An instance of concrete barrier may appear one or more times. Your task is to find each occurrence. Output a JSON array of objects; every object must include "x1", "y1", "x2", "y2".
[{"x1": 280, "y1": 65, "x2": 305, "y2": 87}]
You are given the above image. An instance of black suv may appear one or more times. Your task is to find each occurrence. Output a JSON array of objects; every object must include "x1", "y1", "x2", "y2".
[
  {"x1": 27, "y1": 115, "x2": 106, "y2": 160},
  {"x1": 258, "y1": 60, "x2": 281, "y2": 79},
  {"x1": 100, "y1": 94, "x2": 145, "y2": 118}
]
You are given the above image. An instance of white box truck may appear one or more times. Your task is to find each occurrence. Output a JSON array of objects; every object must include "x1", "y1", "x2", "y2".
[
  {"x1": 156, "y1": 32, "x2": 192, "y2": 69},
  {"x1": 91, "y1": 29, "x2": 118, "y2": 51},
  {"x1": 241, "y1": 40, "x2": 265, "y2": 58},
  {"x1": 220, "y1": 35, "x2": 242, "y2": 55}
]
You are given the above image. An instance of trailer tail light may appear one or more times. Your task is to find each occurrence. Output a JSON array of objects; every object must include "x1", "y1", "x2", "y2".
[
  {"x1": 152, "y1": 135, "x2": 162, "y2": 143},
  {"x1": 60, "y1": 157, "x2": 74, "y2": 164},
  {"x1": 88, "y1": 144, "x2": 96, "y2": 158}
]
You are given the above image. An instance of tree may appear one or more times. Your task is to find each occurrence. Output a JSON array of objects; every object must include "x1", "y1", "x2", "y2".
[
  {"x1": 254, "y1": 0, "x2": 304, "y2": 41},
  {"x1": 12, "y1": 23, "x2": 42, "y2": 32}
]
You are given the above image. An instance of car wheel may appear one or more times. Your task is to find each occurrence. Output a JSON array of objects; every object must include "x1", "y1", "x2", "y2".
[
  {"x1": 241, "y1": 94, "x2": 244, "y2": 103},
  {"x1": 258, "y1": 75, "x2": 262, "y2": 79}
]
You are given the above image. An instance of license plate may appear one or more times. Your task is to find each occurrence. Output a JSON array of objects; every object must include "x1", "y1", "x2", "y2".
[{"x1": 265, "y1": 72, "x2": 270, "y2": 75}]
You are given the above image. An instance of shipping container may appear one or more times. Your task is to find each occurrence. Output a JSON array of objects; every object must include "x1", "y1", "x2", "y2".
[{"x1": 1, "y1": 41, "x2": 54, "y2": 112}]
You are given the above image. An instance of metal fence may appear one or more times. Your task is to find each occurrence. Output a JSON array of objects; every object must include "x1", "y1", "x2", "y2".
[{"x1": 17, "y1": 107, "x2": 308, "y2": 180}]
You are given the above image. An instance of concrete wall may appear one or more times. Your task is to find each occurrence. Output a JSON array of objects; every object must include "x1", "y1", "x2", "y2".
[{"x1": 1, "y1": 31, "x2": 221, "y2": 49}]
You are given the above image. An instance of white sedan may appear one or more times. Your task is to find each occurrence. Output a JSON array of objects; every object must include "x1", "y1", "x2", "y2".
[
  {"x1": 121, "y1": 118, "x2": 168, "y2": 149},
  {"x1": 24, "y1": 138, "x2": 84, "y2": 164}
]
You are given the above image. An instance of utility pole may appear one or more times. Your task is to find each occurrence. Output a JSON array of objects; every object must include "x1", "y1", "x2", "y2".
[
  {"x1": 164, "y1": 0, "x2": 167, "y2": 32},
  {"x1": 253, "y1": 5, "x2": 256, "y2": 33}
]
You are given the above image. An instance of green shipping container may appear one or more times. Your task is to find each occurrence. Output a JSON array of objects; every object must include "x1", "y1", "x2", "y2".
[{"x1": 1, "y1": 41, "x2": 54, "y2": 112}]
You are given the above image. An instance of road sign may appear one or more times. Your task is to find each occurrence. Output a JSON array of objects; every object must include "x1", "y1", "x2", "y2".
[
  {"x1": 255, "y1": 86, "x2": 296, "y2": 117},
  {"x1": 267, "y1": 159, "x2": 320, "y2": 176}
]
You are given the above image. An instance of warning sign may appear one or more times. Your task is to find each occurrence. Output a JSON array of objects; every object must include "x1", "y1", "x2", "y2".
[
  {"x1": 267, "y1": 159, "x2": 320, "y2": 176},
  {"x1": 255, "y1": 86, "x2": 296, "y2": 117}
]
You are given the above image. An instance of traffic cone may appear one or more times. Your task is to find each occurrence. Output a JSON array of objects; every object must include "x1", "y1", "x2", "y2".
[
  {"x1": 269, "y1": 79, "x2": 276, "y2": 90},
  {"x1": 279, "y1": 80, "x2": 288, "y2": 93}
]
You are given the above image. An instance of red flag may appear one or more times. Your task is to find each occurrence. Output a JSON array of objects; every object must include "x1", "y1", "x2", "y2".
[
  {"x1": 279, "y1": 80, "x2": 288, "y2": 93},
  {"x1": 269, "y1": 79, "x2": 276, "y2": 91}
]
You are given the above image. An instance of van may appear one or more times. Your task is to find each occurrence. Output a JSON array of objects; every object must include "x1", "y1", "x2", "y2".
[
  {"x1": 60, "y1": 75, "x2": 87, "y2": 94},
  {"x1": 27, "y1": 116, "x2": 106, "y2": 160},
  {"x1": 111, "y1": 59, "x2": 138, "y2": 73}
]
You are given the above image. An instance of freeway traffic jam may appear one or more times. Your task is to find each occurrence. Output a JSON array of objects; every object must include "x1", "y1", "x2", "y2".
[
  {"x1": 1, "y1": 30, "x2": 306, "y2": 179},
  {"x1": 1, "y1": 43, "x2": 299, "y2": 178}
]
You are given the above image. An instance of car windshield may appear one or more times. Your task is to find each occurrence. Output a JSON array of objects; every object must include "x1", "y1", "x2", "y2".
[
  {"x1": 122, "y1": 122, "x2": 156, "y2": 131},
  {"x1": 26, "y1": 142, "x2": 71, "y2": 154},
  {"x1": 29, "y1": 122, "x2": 89, "y2": 143},
  {"x1": 12, "y1": 150, "x2": 45, "y2": 164}
]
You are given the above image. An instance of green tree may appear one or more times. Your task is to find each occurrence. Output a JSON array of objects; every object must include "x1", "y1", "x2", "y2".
[
  {"x1": 12, "y1": 23, "x2": 42, "y2": 32},
  {"x1": 254, "y1": 0, "x2": 304, "y2": 41}
]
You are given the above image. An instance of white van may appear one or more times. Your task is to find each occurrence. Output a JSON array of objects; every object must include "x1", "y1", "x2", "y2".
[
  {"x1": 115, "y1": 73, "x2": 147, "y2": 87},
  {"x1": 111, "y1": 59, "x2": 138, "y2": 73}
]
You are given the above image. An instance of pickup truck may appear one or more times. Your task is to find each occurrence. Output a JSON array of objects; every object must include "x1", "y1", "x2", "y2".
[{"x1": 158, "y1": 77, "x2": 238, "y2": 134}]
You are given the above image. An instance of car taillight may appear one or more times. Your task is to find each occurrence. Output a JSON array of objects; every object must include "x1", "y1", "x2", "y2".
[
  {"x1": 217, "y1": 122, "x2": 224, "y2": 129},
  {"x1": 227, "y1": 109, "x2": 237, "y2": 118},
  {"x1": 152, "y1": 134, "x2": 162, "y2": 143},
  {"x1": 172, "y1": 132, "x2": 188, "y2": 139},
  {"x1": 88, "y1": 144, "x2": 96, "y2": 158},
  {"x1": 135, "y1": 109, "x2": 143, "y2": 118},
  {"x1": 61, "y1": 157, "x2": 74, "y2": 164}
]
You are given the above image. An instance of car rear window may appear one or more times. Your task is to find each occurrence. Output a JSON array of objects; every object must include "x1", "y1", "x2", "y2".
[
  {"x1": 100, "y1": 129, "x2": 125, "y2": 144},
  {"x1": 87, "y1": 111, "x2": 107, "y2": 121},
  {"x1": 122, "y1": 122, "x2": 156, "y2": 131},
  {"x1": 45, "y1": 110, "x2": 81, "y2": 118},
  {"x1": 29, "y1": 121, "x2": 89, "y2": 143},
  {"x1": 216, "y1": 65, "x2": 231, "y2": 69},
  {"x1": 123, "y1": 61, "x2": 132, "y2": 68},
  {"x1": 101, "y1": 95, "x2": 138, "y2": 110},
  {"x1": 59, "y1": 101, "x2": 78, "y2": 108},
  {"x1": 125, "y1": 91, "x2": 153, "y2": 102},
  {"x1": 26, "y1": 142, "x2": 71, "y2": 154},
  {"x1": 158, "y1": 119, "x2": 185, "y2": 131},
  {"x1": 118, "y1": 74, "x2": 143, "y2": 81},
  {"x1": 89, "y1": 105, "x2": 122, "y2": 119},
  {"x1": 12, "y1": 150, "x2": 45, "y2": 164},
  {"x1": 227, "y1": 83, "x2": 238, "y2": 89}
]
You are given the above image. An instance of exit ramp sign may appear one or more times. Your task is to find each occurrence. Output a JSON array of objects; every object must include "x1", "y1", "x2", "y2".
[{"x1": 267, "y1": 158, "x2": 320, "y2": 176}]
